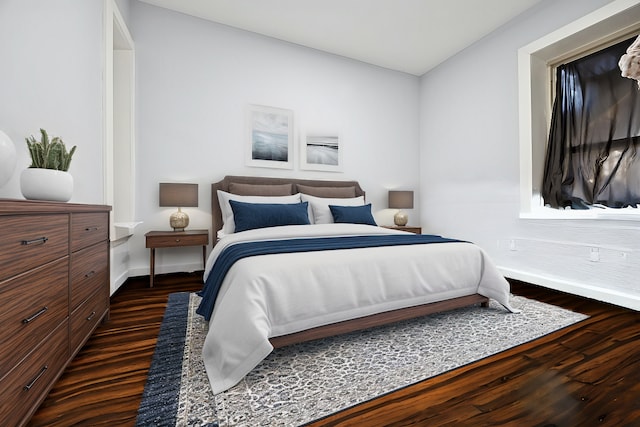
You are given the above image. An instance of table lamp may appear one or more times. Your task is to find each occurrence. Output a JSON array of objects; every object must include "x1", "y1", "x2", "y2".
[
  {"x1": 159, "y1": 183, "x2": 198, "y2": 231},
  {"x1": 388, "y1": 190, "x2": 414, "y2": 226}
]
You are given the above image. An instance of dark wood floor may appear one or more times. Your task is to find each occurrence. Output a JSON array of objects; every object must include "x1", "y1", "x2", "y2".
[{"x1": 28, "y1": 274, "x2": 639, "y2": 427}]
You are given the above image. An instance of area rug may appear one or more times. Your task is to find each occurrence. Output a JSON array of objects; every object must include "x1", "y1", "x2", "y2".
[{"x1": 136, "y1": 292, "x2": 588, "y2": 427}]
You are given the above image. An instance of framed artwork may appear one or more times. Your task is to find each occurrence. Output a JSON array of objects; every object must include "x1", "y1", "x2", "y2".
[
  {"x1": 246, "y1": 105, "x2": 294, "y2": 169},
  {"x1": 301, "y1": 134, "x2": 342, "y2": 172}
]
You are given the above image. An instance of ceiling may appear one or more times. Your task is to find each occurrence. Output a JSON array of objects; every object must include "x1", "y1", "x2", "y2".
[{"x1": 138, "y1": 0, "x2": 544, "y2": 76}]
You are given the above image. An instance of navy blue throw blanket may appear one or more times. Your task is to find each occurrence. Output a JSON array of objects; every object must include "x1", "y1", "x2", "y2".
[{"x1": 196, "y1": 234, "x2": 464, "y2": 321}]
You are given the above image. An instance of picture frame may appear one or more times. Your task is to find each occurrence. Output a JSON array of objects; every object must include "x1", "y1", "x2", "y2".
[
  {"x1": 300, "y1": 134, "x2": 343, "y2": 172},
  {"x1": 246, "y1": 105, "x2": 294, "y2": 169}
]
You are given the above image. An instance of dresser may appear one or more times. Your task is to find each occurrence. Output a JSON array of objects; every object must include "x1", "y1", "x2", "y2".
[{"x1": 0, "y1": 200, "x2": 111, "y2": 427}]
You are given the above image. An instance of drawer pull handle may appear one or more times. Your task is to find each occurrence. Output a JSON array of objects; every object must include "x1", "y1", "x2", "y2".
[
  {"x1": 85, "y1": 226, "x2": 99, "y2": 232},
  {"x1": 21, "y1": 237, "x2": 48, "y2": 246},
  {"x1": 24, "y1": 365, "x2": 48, "y2": 391},
  {"x1": 85, "y1": 270, "x2": 96, "y2": 278},
  {"x1": 23, "y1": 306, "x2": 48, "y2": 324},
  {"x1": 175, "y1": 239, "x2": 181, "y2": 242},
  {"x1": 86, "y1": 311, "x2": 97, "y2": 321}
]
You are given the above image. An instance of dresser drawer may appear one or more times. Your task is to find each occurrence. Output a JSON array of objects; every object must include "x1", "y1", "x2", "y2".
[
  {"x1": 0, "y1": 258, "x2": 69, "y2": 381},
  {"x1": 70, "y1": 288, "x2": 108, "y2": 355},
  {"x1": 70, "y1": 242, "x2": 108, "y2": 311},
  {"x1": 71, "y1": 212, "x2": 109, "y2": 252},
  {"x1": 0, "y1": 214, "x2": 68, "y2": 282},
  {"x1": 0, "y1": 321, "x2": 68, "y2": 427}
]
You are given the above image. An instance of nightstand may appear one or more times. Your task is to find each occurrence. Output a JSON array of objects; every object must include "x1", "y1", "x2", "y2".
[
  {"x1": 145, "y1": 229, "x2": 209, "y2": 287},
  {"x1": 382, "y1": 225, "x2": 422, "y2": 234}
]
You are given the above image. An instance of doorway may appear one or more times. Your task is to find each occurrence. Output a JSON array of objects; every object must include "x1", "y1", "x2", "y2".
[{"x1": 105, "y1": 0, "x2": 136, "y2": 293}]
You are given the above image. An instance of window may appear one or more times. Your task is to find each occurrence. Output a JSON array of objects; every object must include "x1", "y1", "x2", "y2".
[
  {"x1": 517, "y1": 0, "x2": 640, "y2": 220},
  {"x1": 542, "y1": 36, "x2": 640, "y2": 209}
]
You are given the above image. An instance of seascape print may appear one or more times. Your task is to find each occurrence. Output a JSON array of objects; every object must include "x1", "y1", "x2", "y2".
[
  {"x1": 251, "y1": 110, "x2": 290, "y2": 162},
  {"x1": 306, "y1": 136, "x2": 339, "y2": 166},
  {"x1": 301, "y1": 134, "x2": 342, "y2": 172}
]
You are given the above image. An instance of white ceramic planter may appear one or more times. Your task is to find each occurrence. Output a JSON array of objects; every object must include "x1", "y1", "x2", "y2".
[{"x1": 20, "y1": 168, "x2": 73, "y2": 202}]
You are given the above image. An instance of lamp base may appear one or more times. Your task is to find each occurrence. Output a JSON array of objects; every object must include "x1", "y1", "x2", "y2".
[
  {"x1": 394, "y1": 211, "x2": 408, "y2": 226},
  {"x1": 170, "y1": 208, "x2": 189, "y2": 231}
]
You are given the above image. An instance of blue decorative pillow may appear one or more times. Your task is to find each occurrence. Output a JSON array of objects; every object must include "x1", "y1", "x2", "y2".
[
  {"x1": 329, "y1": 204, "x2": 377, "y2": 226},
  {"x1": 230, "y1": 200, "x2": 310, "y2": 232}
]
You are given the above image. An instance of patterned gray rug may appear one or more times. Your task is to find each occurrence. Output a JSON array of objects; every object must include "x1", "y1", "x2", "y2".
[{"x1": 136, "y1": 292, "x2": 588, "y2": 426}]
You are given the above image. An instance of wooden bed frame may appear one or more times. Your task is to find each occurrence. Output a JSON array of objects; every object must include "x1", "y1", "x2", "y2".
[{"x1": 211, "y1": 175, "x2": 489, "y2": 348}]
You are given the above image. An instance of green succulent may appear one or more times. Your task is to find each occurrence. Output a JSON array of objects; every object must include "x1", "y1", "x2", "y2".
[{"x1": 25, "y1": 128, "x2": 76, "y2": 171}]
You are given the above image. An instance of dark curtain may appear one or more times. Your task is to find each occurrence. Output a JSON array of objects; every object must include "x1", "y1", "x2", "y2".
[{"x1": 542, "y1": 36, "x2": 640, "y2": 209}]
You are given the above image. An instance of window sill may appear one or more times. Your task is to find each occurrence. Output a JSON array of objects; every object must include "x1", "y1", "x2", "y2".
[
  {"x1": 520, "y1": 206, "x2": 640, "y2": 222},
  {"x1": 113, "y1": 221, "x2": 143, "y2": 240}
]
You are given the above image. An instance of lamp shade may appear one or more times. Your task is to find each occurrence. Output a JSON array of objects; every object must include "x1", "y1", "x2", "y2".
[
  {"x1": 159, "y1": 183, "x2": 198, "y2": 207},
  {"x1": 388, "y1": 190, "x2": 413, "y2": 209}
]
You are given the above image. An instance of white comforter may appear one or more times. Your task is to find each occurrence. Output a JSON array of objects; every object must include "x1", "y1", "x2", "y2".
[{"x1": 201, "y1": 224, "x2": 515, "y2": 394}]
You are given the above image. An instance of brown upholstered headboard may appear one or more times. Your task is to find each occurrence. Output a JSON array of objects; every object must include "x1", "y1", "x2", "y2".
[{"x1": 211, "y1": 175, "x2": 365, "y2": 243}]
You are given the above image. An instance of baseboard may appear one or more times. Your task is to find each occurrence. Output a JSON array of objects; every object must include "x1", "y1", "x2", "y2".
[
  {"x1": 498, "y1": 266, "x2": 640, "y2": 311},
  {"x1": 111, "y1": 270, "x2": 129, "y2": 296}
]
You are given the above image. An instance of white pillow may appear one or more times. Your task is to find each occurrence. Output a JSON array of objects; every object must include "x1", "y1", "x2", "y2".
[
  {"x1": 217, "y1": 190, "x2": 302, "y2": 235},
  {"x1": 300, "y1": 194, "x2": 365, "y2": 224}
]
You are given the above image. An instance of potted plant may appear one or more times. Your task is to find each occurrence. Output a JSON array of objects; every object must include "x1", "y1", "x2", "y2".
[{"x1": 20, "y1": 128, "x2": 77, "y2": 202}]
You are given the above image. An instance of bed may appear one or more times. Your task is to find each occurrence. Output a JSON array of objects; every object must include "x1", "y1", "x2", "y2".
[{"x1": 199, "y1": 175, "x2": 517, "y2": 394}]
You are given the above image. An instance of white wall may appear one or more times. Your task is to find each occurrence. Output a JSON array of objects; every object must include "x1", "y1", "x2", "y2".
[
  {"x1": 128, "y1": 2, "x2": 421, "y2": 276},
  {"x1": 419, "y1": 0, "x2": 640, "y2": 310},
  {"x1": 8, "y1": 1, "x2": 630, "y2": 308},
  {"x1": 0, "y1": 0, "x2": 105, "y2": 204}
]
